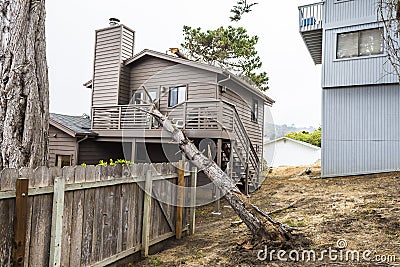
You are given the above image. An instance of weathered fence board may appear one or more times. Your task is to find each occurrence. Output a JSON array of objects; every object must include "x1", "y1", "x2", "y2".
[{"x1": 0, "y1": 162, "x2": 194, "y2": 266}]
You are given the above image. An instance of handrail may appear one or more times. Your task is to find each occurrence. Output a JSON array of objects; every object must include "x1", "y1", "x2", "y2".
[
  {"x1": 221, "y1": 100, "x2": 260, "y2": 165},
  {"x1": 298, "y1": 1, "x2": 324, "y2": 10},
  {"x1": 221, "y1": 100, "x2": 260, "y2": 183}
]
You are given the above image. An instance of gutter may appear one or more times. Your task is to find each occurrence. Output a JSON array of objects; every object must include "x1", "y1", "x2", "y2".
[{"x1": 220, "y1": 70, "x2": 275, "y2": 106}]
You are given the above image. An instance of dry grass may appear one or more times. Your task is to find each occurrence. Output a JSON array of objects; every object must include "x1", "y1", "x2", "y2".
[{"x1": 135, "y1": 167, "x2": 400, "y2": 266}]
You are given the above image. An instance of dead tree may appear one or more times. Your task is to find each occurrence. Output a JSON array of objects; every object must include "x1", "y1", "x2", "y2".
[
  {"x1": 378, "y1": 0, "x2": 400, "y2": 80},
  {"x1": 136, "y1": 88, "x2": 292, "y2": 241},
  {"x1": 0, "y1": 0, "x2": 49, "y2": 168}
]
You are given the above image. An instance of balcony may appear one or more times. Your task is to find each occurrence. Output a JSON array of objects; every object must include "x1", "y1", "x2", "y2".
[
  {"x1": 91, "y1": 100, "x2": 236, "y2": 138},
  {"x1": 299, "y1": 2, "x2": 324, "y2": 64}
]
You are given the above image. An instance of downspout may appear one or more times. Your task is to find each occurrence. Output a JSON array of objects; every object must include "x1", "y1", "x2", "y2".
[{"x1": 76, "y1": 135, "x2": 89, "y2": 165}]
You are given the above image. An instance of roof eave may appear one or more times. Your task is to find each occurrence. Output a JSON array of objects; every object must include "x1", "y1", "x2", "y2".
[{"x1": 221, "y1": 70, "x2": 275, "y2": 106}]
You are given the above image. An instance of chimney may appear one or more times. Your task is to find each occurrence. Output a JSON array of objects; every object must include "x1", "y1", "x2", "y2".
[
  {"x1": 91, "y1": 22, "x2": 135, "y2": 107},
  {"x1": 169, "y1": 48, "x2": 188, "y2": 60},
  {"x1": 109, "y1": 17, "x2": 120, "y2": 27}
]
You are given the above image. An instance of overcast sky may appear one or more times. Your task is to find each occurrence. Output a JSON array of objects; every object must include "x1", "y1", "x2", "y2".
[{"x1": 46, "y1": 0, "x2": 321, "y2": 128}]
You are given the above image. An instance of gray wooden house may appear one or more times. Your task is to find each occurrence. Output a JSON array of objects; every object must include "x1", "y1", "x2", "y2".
[
  {"x1": 299, "y1": 0, "x2": 400, "y2": 177},
  {"x1": 51, "y1": 22, "x2": 274, "y2": 193}
]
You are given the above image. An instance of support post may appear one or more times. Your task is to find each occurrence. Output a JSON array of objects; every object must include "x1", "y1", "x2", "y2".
[
  {"x1": 175, "y1": 160, "x2": 184, "y2": 239},
  {"x1": 13, "y1": 178, "x2": 29, "y2": 266},
  {"x1": 214, "y1": 139, "x2": 222, "y2": 214},
  {"x1": 189, "y1": 168, "x2": 197, "y2": 235},
  {"x1": 141, "y1": 170, "x2": 152, "y2": 257},
  {"x1": 49, "y1": 176, "x2": 65, "y2": 267}
]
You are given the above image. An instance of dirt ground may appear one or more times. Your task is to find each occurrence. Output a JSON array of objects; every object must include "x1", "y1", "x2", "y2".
[{"x1": 135, "y1": 166, "x2": 400, "y2": 266}]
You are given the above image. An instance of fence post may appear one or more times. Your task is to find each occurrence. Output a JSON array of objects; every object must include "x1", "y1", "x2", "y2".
[
  {"x1": 189, "y1": 168, "x2": 197, "y2": 235},
  {"x1": 49, "y1": 176, "x2": 65, "y2": 267},
  {"x1": 13, "y1": 178, "x2": 29, "y2": 266},
  {"x1": 141, "y1": 170, "x2": 152, "y2": 257},
  {"x1": 175, "y1": 160, "x2": 184, "y2": 239}
]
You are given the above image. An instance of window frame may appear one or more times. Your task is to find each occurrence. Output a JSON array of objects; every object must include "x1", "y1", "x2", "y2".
[
  {"x1": 168, "y1": 85, "x2": 187, "y2": 107},
  {"x1": 336, "y1": 27, "x2": 384, "y2": 60},
  {"x1": 251, "y1": 99, "x2": 259, "y2": 123},
  {"x1": 133, "y1": 88, "x2": 159, "y2": 105},
  {"x1": 56, "y1": 154, "x2": 72, "y2": 167}
]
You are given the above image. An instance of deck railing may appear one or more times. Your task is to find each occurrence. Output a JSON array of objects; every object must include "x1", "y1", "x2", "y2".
[
  {"x1": 92, "y1": 104, "x2": 152, "y2": 130},
  {"x1": 91, "y1": 100, "x2": 236, "y2": 131},
  {"x1": 299, "y1": 2, "x2": 324, "y2": 32}
]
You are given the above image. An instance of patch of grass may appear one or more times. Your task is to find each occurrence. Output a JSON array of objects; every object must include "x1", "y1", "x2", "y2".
[{"x1": 148, "y1": 256, "x2": 163, "y2": 266}]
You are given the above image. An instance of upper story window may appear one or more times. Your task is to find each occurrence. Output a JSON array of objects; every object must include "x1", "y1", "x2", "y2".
[
  {"x1": 168, "y1": 85, "x2": 187, "y2": 107},
  {"x1": 133, "y1": 89, "x2": 158, "y2": 104},
  {"x1": 336, "y1": 28, "x2": 384, "y2": 59},
  {"x1": 251, "y1": 99, "x2": 258, "y2": 122}
]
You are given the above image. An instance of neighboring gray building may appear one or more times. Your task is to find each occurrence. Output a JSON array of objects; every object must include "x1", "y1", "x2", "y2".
[{"x1": 299, "y1": 0, "x2": 400, "y2": 177}]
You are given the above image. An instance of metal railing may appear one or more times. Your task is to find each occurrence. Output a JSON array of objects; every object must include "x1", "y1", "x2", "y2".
[{"x1": 299, "y1": 2, "x2": 324, "y2": 32}]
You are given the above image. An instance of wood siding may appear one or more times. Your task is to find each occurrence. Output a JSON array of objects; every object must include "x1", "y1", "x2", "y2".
[
  {"x1": 93, "y1": 25, "x2": 134, "y2": 107},
  {"x1": 78, "y1": 140, "x2": 124, "y2": 165},
  {"x1": 322, "y1": 84, "x2": 400, "y2": 177},
  {"x1": 119, "y1": 27, "x2": 134, "y2": 105},
  {"x1": 49, "y1": 126, "x2": 77, "y2": 167},
  {"x1": 129, "y1": 55, "x2": 218, "y2": 115},
  {"x1": 220, "y1": 87, "x2": 264, "y2": 163}
]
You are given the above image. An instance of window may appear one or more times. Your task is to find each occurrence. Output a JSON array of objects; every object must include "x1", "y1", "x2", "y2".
[
  {"x1": 133, "y1": 89, "x2": 158, "y2": 104},
  {"x1": 168, "y1": 85, "x2": 187, "y2": 107},
  {"x1": 134, "y1": 91, "x2": 144, "y2": 104},
  {"x1": 337, "y1": 28, "x2": 383, "y2": 59},
  {"x1": 251, "y1": 99, "x2": 258, "y2": 122},
  {"x1": 56, "y1": 155, "x2": 71, "y2": 167}
]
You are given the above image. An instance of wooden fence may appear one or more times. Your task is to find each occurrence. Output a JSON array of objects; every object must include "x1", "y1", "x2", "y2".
[{"x1": 0, "y1": 161, "x2": 197, "y2": 267}]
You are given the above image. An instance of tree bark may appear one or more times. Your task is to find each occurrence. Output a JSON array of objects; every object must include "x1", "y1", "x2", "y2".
[
  {"x1": 0, "y1": 0, "x2": 49, "y2": 168},
  {"x1": 138, "y1": 100, "x2": 289, "y2": 241}
]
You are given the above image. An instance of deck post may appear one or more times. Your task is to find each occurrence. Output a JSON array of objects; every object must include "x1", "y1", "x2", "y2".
[
  {"x1": 189, "y1": 167, "x2": 197, "y2": 235},
  {"x1": 214, "y1": 139, "x2": 222, "y2": 213},
  {"x1": 176, "y1": 160, "x2": 184, "y2": 239}
]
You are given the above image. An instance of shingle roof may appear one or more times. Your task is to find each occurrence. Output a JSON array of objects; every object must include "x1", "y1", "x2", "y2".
[{"x1": 50, "y1": 113, "x2": 96, "y2": 137}]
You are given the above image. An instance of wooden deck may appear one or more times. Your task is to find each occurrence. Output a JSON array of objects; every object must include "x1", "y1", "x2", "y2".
[{"x1": 91, "y1": 100, "x2": 235, "y2": 138}]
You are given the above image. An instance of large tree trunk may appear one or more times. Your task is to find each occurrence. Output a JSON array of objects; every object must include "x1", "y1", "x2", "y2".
[
  {"x1": 137, "y1": 97, "x2": 290, "y2": 241},
  {"x1": 0, "y1": 0, "x2": 49, "y2": 168}
]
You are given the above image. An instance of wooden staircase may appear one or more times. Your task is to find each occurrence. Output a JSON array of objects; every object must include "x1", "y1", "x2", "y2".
[{"x1": 221, "y1": 102, "x2": 261, "y2": 194}]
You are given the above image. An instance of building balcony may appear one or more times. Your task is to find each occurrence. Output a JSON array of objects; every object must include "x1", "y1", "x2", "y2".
[
  {"x1": 91, "y1": 100, "x2": 236, "y2": 139},
  {"x1": 299, "y1": 2, "x2": 324, "y2": 64}
]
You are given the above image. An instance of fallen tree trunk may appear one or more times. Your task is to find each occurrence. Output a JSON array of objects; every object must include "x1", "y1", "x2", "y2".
[{"x1": 136, "y1": 93, "x2": 291, "y2": 241}]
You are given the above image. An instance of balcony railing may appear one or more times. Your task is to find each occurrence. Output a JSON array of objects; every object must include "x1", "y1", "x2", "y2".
[
  {"x1": 91, "y1": 100, "x2": 236, "y2": 131},
  {"x1": 92, "y1": 104, "x2": 152, "y2": 130},
  {"x1": 299, "y1": 2, "x2": 324, "y2": 32}
]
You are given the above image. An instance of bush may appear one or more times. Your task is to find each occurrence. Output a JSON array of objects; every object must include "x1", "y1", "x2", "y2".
[{"x1": 285, "y1": 127, "x2": 321, "y2": 147}]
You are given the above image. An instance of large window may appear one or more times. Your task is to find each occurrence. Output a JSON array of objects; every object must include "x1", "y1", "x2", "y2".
[
  {"x1": 337, "y1": 28, "x2": 384, "y2": 59},
  {"x1": 168, "y1": 85, "x2": 187, "y2": 107}
]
